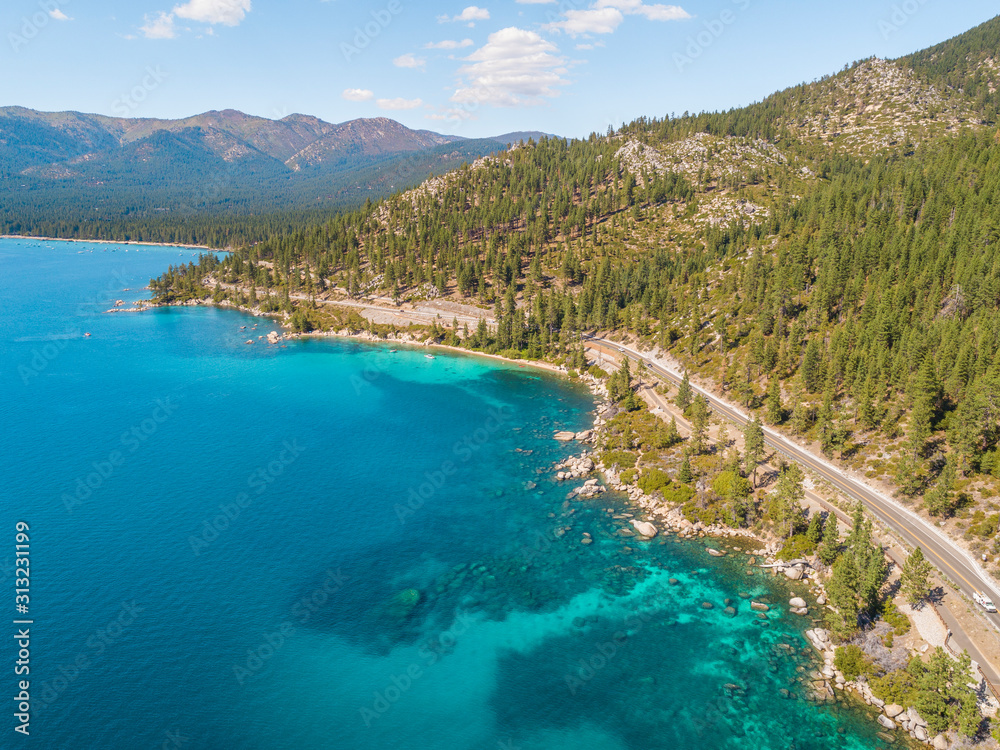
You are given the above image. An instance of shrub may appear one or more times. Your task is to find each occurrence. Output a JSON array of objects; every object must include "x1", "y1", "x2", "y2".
[
  {"x1": 601, "y1": 450, "x2": 637, "y2": 469},
  {"x1": 834, "y1": 645, "x2": 872, "y2": 681},
  {"x1": 620, "y1": 468, "x2": 638, "y2": 485},
  {"x1": 870, "y1": 669, "x2": 917, "y2": 706},
  {"x1": 662, "y1": 483, "x2": 695, "y2": 505},
  {"x1": 972, "y1": 512, "x2": 1000, "y2": 538},
  {"x1": 588, "y1": 365, "x2": 609, "y2": 379},
  {"x1": 778, "y1": 533, "x2": 816, "y2": 560},
  {"x1": 712, "y1": 470, "x2": 752, "y2": 500},
  {"x1": 878, "y1": 598, "x2": 911, "y2": 636},
  {"x1": 638, "y1": 468, "x2": 671, "y2": 494}
]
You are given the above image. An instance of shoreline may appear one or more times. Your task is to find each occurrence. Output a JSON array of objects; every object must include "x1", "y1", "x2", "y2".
[
  {"x1": 292, "y1": 329, "x2": 570, "y2": 377},
  {"x1": 113, "y1": 289, "x2": 922, "y2": 742},
  {"x1": 1, "y1": 234, "x2": 227, "y2": 252},
  {"x1": 147, "y1": 296, "x2": 573, "y2": 378}
]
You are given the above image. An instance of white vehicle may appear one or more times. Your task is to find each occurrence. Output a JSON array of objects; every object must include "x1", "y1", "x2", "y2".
[{"x1": 974, "y1": 591, "x2": 997, "y2": 613}]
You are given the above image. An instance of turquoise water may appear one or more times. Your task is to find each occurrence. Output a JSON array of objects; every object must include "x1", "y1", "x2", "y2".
[{"x1": 0, "y1": 238, "x2": 891, "y2": 749}]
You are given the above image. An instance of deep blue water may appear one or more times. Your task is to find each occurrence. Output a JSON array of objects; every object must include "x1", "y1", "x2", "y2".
[{"x1": 0, "y1": 238, "x2": 892, "y2": 749}]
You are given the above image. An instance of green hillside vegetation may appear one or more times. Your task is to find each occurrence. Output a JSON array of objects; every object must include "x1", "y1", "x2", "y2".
[{"x1": 146, "y1": 15, "x2": 1000, "y2": 570}]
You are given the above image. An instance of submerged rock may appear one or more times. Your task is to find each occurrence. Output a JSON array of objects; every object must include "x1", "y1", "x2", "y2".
[
  {"x1": 386, "y1": 588, "x2": 421, "y2": 619},
  {"x1": 877, "y1": 715, "x2": 896, "y2": 730}
]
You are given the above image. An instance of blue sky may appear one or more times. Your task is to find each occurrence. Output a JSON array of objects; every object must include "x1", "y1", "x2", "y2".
[{"x1": 2, "y1": 0, "x2": 998, "y2": 138}]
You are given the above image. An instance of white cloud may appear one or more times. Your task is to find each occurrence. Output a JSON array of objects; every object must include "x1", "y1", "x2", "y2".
[
  {"x1": 342, "y1": 88, "x2": 375, "y2": 102},
  {"x1": 544, "y1": 8, "x2": 622, "y2": 36},
  {"x1": 438, "y1": 6, "x2": 490, "y2": 25},
  {"x1": 173, "y1": 0, "x2": 252, "y2": 26},
  {"x1": 451, "y1": 27, "x2": 569, "y2": 108},
  {"x1": 140, "y1": 0, "x2": 251, "y2": 39},
  {"x1": 595, "y1": 0, "x2": 690, "y2": 21},
  {"x1": 49, "y1": 8, "x2": 71, "y2": 21},
  {"x1": 141, "y1": 12, "x2": 177, "y2": 39},
  {"x1": 425, "y1": 38, "x2": 474, "y2": 49},
  {"x1": 393, "y1": 53, "x2": 426, "y2": 69},
  {"x1": 545, "y1": 1, "x2": 689, "y2": 37},
  {"x1": 377, "y1": 97, "x2": 424, "y2": 110}
]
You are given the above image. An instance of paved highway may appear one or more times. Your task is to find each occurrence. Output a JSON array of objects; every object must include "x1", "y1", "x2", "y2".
[{"x1": 585, "y1": 335, "x2": 1000, "y2": 682}]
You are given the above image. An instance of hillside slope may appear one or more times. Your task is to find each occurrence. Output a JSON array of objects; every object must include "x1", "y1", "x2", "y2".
[{"x1": 152, "y1": 15, "x2": 1000, "y2": 575}]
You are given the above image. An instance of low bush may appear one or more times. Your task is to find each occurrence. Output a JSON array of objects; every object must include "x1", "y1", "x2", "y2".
[
  {"x1": 834, "y1": 645, "x2": 873, "y2": 682},
  {"x1": 601, "y1": 450, "x2": 637, "y2": 469}
]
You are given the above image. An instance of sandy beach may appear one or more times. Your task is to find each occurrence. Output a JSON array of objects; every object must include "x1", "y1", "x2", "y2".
[{"x1": 1, "y1": 234, "x2": 227, "y2": 252}]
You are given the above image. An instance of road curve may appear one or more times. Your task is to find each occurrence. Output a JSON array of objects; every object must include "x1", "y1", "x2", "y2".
[{"x1": 585, "y1": 336, "x2": 1000, "y2": 681}]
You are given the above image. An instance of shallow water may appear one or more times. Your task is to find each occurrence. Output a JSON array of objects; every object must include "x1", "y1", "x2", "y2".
[{"x1": 0, "y1": 238, "x2": 891, "y2": 748}]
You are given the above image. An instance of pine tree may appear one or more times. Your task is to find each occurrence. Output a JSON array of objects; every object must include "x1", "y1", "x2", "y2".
[
  {"x1": 901, "y1": 546, "x2": 933, "y2": 606},
  {"x1": 925, "y1": 457, "x2": 957, "y2": 517},
  {"x1": 765, "y1": 378, "x2": 783, "y2": 424},
  {"x1": 689, "y1": 395, "x2": 709, "y2": 454},
  {"x1": 717, "y1": 421, "x2": 730, "y2": 451},
  {"x1": 828, "y1": 553, "x2": 861, "y2": 636},
  {"x1": 678, "y1": 451, "x2": 693, "y2": 483},
  {"x1": 773, "y1": 463, "x2": 805, "y2": 537},
  {"x1": 743, "y1": 415, "x2": 765, "y2": 487},
  {"x1": 806, "y1": 513, "x2": 824, "y2": 546},
  {"x1": 819, "y1": 514, "x2": 841, "y2": 565},
  {"x1": 676, "y1": 370, "x2": 693, "y2": 411}
]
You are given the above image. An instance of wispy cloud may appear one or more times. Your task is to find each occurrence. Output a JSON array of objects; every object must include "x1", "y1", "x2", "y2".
[
  {"x1": 596, "y1": 0, "x2": 690, "y2": 21},
  {"x1": 49, "y1": 8, "x2": 72, "y2": 21},
  {"x1": 545, "y1": 8, "x2": 622, "y2": 36},
  {"x1": 425, "y1": 38, "x2": 474, "y2": 50},
  {"x1": 141, "y1": 12, "x2": 177, "y2": 39},
  {"x1": 437, "y1": 6, "x2": 490, "y2": 26},
  {"x1": 451, "y1": 27, "x2": 569, "y2": 107},
  {"x1": 393, "y1": 53, "x2": 426, "y2": 69},
  {"x1": 377, "y1": 97, "x2": 424, "y2": 110},
  {"x1": 545, "y1": 1, "x2": 689, "y2": 36},
  {"x1": 342, "y1": 88, "x2": 375, "y2": 102}
]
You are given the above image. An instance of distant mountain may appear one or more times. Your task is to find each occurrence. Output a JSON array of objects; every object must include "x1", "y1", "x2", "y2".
[{"x1": 0, "y1": 107, "x2": 546, "y2": 225}]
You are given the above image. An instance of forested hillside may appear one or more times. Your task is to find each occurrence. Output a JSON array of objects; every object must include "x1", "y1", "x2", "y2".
[
  {"x1": 0, "y1": 108, "x2": 537, "y2": 243},
  {"x1": 150, "y1": 15, "x2": 1000, "y2": 556}
]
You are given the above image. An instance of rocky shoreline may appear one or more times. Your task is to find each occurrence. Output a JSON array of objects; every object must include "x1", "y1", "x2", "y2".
[
  {"x1": 130, "y1": 293, "x2": 952, "y2": 746},
  {"x1": 552, "y1": 376, "x2": 945, "y2": 747}
]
